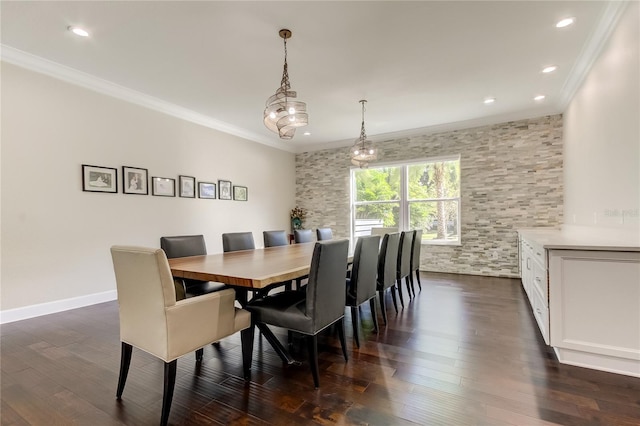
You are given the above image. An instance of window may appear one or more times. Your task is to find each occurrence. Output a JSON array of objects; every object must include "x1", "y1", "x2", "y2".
[{"x1": 351, "y1": 156, "x2": 461, "y2": 245}]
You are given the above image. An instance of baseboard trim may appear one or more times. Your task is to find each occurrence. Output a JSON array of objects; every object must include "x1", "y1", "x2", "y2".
[
  {"x1": 0, "y1": 290, "x2": 117, "y2": 324},
  {"x1": 554, "y1": 346, "x2": 640, "y2": 378}
]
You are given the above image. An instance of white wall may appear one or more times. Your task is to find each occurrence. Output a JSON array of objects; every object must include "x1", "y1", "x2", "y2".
[
  {"x1": 1, "y1": 63, "x2": 295, "y2": 317},
  {"x1": 563, "y1": 2, "x2": 639, "y2": 229}
]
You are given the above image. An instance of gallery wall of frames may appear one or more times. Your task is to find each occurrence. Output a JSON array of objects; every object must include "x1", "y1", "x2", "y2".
[{"x1": 81, "y1": 164, "x2": 248, "y2": 201}]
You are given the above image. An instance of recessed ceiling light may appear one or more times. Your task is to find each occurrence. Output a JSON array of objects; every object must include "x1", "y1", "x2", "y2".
[
  {"x1": 556, "y1": 17, "x2": 575, "y2": 28},
  {"x1": 534, "y1": 95, "x2": 546, "y2": 101},
  {"x1": 483, "y1": 98, "x2": 496, "y2": 105},
  {"x1": 303, "y1": 132, "x2": 311, "y2": 136},
  {"x1": 542, "y1": 65, "x2": 557, "y2": 73},
  {"x1": 68, "y1": 26, "x2": 89, "y2": 37}
]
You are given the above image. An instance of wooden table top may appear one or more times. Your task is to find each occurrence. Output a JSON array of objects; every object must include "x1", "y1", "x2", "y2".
[{"x1": 168, "y1": 242, "x2": 321, "y2": 289}]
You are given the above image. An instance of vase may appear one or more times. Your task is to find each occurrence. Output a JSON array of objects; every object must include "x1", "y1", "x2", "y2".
[{"x1": 291, "y1": 218, "x2": 302, "y2": 230}]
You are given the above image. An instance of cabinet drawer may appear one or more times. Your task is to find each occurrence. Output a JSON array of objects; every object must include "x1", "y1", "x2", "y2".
[
  {"x1": 530, "y1": 240, "x2": 546, "y2": 268},
  {"x1": 533, "y1": 261, "x2": 548, "y2": 303},
  {"x1": 531, "y1": 287, "x2": 550, "y2": 345}
]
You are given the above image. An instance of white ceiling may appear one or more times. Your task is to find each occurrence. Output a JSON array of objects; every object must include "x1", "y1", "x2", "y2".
[{"x1": 0, "y1": 1, "x2": 624, "y2": 153}]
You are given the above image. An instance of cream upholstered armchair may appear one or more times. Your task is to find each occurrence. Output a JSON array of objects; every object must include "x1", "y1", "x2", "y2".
[{"x1": 110, "y1": 246, "x2": 253, "y2": 426}]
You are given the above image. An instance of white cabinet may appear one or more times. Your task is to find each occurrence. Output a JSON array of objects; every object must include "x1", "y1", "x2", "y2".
[
  {"x1": 519, "y1": 235, "x2": 549, "y2": 344},
  {"x1": 549, "y1": 249, "x2": 640, "y2": 378},
  {"x1": 518, "y1": 227, "x2": 640, "y2": 378}
]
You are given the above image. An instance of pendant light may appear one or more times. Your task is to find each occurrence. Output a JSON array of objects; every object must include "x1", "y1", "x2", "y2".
[
  {"x1": 350, "y1": 100, "x2": 377, "y2": 168},
  {"x1": 263, "y1": 29, "x2": 308, "y2": 139}
]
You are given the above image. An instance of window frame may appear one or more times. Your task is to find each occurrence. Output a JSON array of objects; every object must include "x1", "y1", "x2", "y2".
[{"x1": 350, "y1": 155, "x2": 461, "y2": 246}]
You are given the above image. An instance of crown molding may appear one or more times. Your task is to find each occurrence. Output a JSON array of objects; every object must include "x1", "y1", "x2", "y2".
[
  {"x1": 0, "y1": 45, "x2": 296, "y2": 153},
  {"x1": 557, "y1": 0, "x2": 630, "y2": 110}
]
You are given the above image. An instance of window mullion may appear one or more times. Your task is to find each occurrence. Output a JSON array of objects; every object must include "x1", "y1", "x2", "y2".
[{"x1": 400, "y1": 165, "x2": 408, "y2": 231}]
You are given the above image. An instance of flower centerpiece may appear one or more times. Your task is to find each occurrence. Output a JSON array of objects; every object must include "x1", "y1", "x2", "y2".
[{"x1": 290, "y1": 206, "x2": 307, "y2": 230}]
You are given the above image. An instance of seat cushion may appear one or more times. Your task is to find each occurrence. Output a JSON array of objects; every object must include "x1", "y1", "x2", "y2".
[{"x1": 246, "y1": 291, "x2": 313, "y2": 334}]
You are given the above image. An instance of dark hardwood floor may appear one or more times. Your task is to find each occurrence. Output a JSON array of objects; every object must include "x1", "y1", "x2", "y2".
[{"x1": 2, "y1": 272, "x2": 639, "y2": 425}]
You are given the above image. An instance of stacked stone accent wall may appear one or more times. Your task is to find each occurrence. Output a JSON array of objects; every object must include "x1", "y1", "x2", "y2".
[{"x1": 296, "y1": 115, "x2": 563, "y2": 277}]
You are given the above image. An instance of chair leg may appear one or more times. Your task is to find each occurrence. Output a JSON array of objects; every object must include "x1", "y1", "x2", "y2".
[
  {"x1": 416, "y1": 270, "x2": 422, "y2": 290},
  {"x1": 369, "y1": 298, "x2": 379, "y2": 333},
  {"x1": 378, "y1": 290, "x2": 388, "y2": 325},
  {"x1": 241, "y1": 323, "x2": 255, "y2": 381},
  {"x1": 307, "y1": 335, "x2": 320, "y2": 388},
  {"x1": 337, "y1": 318, "x2": 348, "y2": 362},
  {"x1": 351, "y1": 306, "x2": 360, "y2": 348},
  {"x1": 396, "y1": 279, "x2": 405, "y2": 308},
  {"x1": 390, "y1": 286, "x2": 399, "y2": 313},
  {"x1": 409, "y1": 272, "x2": 416, "y2": 297},
  {"x1": 161, "y1": 360, "x2": 177, "y2": 426},
  {"x1": 116, "y1": 342, "x2": 132, "y2": 399},
  {"x1": 405, "y1": 276, "x2": 413, "y2": 300},
  {"x1": 195, "y1": 348, "x2": 204, "y2": 362}
]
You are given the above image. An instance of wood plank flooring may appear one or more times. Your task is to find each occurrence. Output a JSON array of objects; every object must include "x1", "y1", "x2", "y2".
[{"x1": 2, "y1": 272, "x2": 639, "y2": 425}]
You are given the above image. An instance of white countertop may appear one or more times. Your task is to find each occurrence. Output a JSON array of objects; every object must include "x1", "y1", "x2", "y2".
[{"x1": 518, "y1": 225, "x2": 640, "y2": 252}]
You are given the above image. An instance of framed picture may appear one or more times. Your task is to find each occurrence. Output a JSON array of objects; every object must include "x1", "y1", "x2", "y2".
[
  {"x1": 179, "y1": 175, "x2": 196, "y2": 198},
  {"x1": 198, "y1": 182, "x2": 216, "y2": 199},
  {"x1": 233, "y1": 185, "x2": 248, "y2": 201},
  {"x1": 151, "y1": 177, "x2": 175, "y2": 197},
  {"x1": 122, "y1": 166, "x2": 148, "y2": 195},
  {"x1": 218, "y1": 179, "x2": 232, "y2": 200},
  {"x1": 82, "y1": 164, "x2": 117, "y2": 193}
]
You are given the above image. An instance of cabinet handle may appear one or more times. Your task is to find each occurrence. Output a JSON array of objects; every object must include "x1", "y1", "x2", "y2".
[
  {"x1": 536, "y1": 251, "x2": 541, "y2": 257},
  {"x1": 535, "y1": 277, "x2": 541, "y2": 283},
  {"x1": 536, "y1": 308, "x2": 542, "y2": 315},
  {"x1": 526, "y1": 258, "x2": 531, "y2": 270}
]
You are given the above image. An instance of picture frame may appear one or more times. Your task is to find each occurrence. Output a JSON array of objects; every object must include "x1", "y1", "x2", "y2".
[
  {"x1": 233, "y1": 185, "x2": 248, "y2": 201},
  {"x1": 218, "y1": 179, "x2": 232, "y2": 200},
  {"x1": 151, "y1": 176, "x2": 175, "y2": 197},
  {"x1": 122, "y1": 166, "x2": 148, "y2": 195},
  {"x1": 178, "y1": 175, "x2": 196, "y2": 198},
  {"x1": 82, "y1": 164, "x2": 117, "y2": 193},
  {"x1": 198, "y1": 182, "x2": 216, "y2": 199}
]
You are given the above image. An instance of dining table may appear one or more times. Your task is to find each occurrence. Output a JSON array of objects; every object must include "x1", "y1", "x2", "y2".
[{"x1": 168, "y1": 241, "x2": 351, "y2": 365}]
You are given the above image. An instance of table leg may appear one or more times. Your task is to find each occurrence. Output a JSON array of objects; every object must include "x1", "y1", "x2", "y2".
[
  {"x1": 255, "y1": 323, "x2": 301, "y2": 366},
  {"x1": 236, "y1": 288, "x2": 300, "y2": 366}
]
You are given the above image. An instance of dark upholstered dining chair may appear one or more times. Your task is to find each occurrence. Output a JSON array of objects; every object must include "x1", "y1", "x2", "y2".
[
  {"x1": 292, "y1": 229, "x2": 313, "y2": 289},
  {"x1": 316, "y1": 227, "x2": 333, "y2": 241},
  {"x1": 396, "y1": 230, "x2": 415, "y2": 307},
  {"x1": 377, "y1": 232, "x2": 400, "y2": 325},
  {"x1": 222, "y1": 232, "x2": 255, "y2": 252},
  {"x1": 160, "y1": 235, "x2": 226, "y2": 298},
  {"x1": 245, "y1": 240, "x2": 350, "y2": 388},
  {"x1": 346, "y1": 235, "x2": 380, "y2": 347},
  {"x1": 410, "y1": 229, "x2": 423, "y2": 294},
  {"x1": 263, "y1": 230, "x2": 289, "y2": 247},
  {"x1": 263, "y1": 230, "x2": 293, "y2": 293},
  {"x1": 110, "y1": 246, "x2": 253, "y2": 426},
  {"x1": 294, "y1": 229, "x2": 314, "y2": 243}
]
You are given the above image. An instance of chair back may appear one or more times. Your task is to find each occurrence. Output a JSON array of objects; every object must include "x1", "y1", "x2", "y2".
[
  {"x1": 222, "y1": 232, "x2": 255, "y2": 252},
  {"x1": 160, "y1": 235, "x2": 207, "y2": 258},
  {"x1": 397, "y1": 231, "x2": 415, "y2": 279},
  {"x1": 111, "y1": 246, "x2": 176, "y2": 358},
  {"x1": 348, "y1": 235, "x2": 380, "y2": 305},
  {"x1": 263, "y1": 230, "x2": 288, "y2": 247},
  {"x1": 378, "y1": 233, "x2": 400, "y2": 291},
  {"x1": 411, "y1": 229, "x2": 423, "y2": 272},
  {"x1": 316, "y1": 228, "x2": 333, "y2": 241},
  {"x1": 305, "y1": 240, "x2": 349, "y2": 332},
  {"x1": 294, "y1": 229, "x2": 314, "y2": 243}
]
